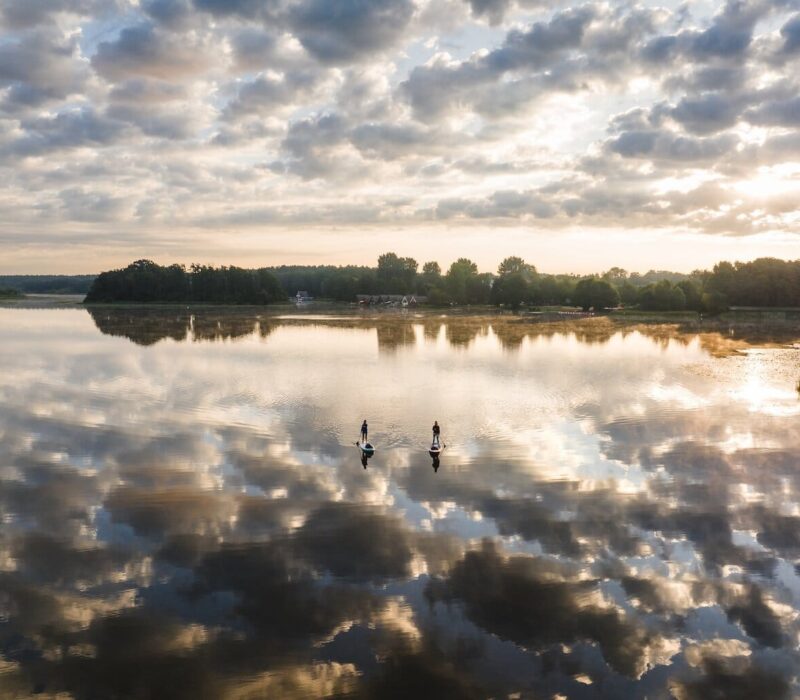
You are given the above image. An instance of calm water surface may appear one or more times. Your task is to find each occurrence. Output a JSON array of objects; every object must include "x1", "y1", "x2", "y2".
[{"x1": 1, "y1": 308, "x2": 799, "y2": 699}]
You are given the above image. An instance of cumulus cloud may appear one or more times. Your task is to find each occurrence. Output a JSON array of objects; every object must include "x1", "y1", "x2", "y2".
[
  {"x1": 288, "y1": 0, "x2": 415, "y2": 64},
  {"x1": 0, "y1": 0, "x2": 799, "y2": 257},
  {"x1": 0, "y1": 0, "x2": 123, "y2": 28},
  {"x1": 91, "y1": 23, "x2": 215, "y2": 81},
  {"x1": 0, "y1": 29, "x2": 89, "y2": 111},
  {"x1": 3, "y1": 107, "x2": 129, "y2": 158}
]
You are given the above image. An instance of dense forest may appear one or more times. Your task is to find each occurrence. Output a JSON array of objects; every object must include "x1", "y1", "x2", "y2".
[
  {"x1": 0, "y1": 275, "x2": 95, "y2": 294},
  {"x1": 84, "y1": 260, "x2": 285, "y2": 304},
  {"x1": 82, "y1": 256, "x2": 800, "y2": 311}
]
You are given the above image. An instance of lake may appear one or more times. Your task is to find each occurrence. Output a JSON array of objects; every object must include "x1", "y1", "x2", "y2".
[{"x1": 1, "y1": 307, "x2": 799, "y2": 699}]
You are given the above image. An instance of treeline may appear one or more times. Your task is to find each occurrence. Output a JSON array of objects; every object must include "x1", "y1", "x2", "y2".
[
  {"x1": 83, "y1": 255, "x2": 800, "y2": 311},
  {"x1": 493, "y1": 257, "x2": 800, "y2": 311},
  {"x1": 267, "y1": 254, "x2": 495, "y2": 305},
  {"x1": 0, "y1": 275, "x2": 95, "y2": 294},
  {"x1": 84, "y1": 260, "x2": 285, "y2": 304}
]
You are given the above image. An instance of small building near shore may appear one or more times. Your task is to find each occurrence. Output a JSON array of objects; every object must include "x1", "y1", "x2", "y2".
[{"x1": 356, "y1": 294, "x2": 427, "y2": 306}]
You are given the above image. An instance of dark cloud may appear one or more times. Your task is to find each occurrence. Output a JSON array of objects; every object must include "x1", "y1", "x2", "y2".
[
  {"x1": 11, "y1": 532, "x2": 131, "y2": 587},
  {"x1": 105, "y1": 486, "x2": 237, "y2": 538},
  {"x1": 606, "y1": 129, "x2": 737, "y2": 161},
  {"x1": 58, "y1": 187, "x2": 131, "y2": 222},
  {"x1": 779, "y1": 13, "x2": 800, "y2": 54},
  {"x1": 224, "y1": 71, "x2": 321, "y2": 119},
  {"x1": 0, "y1": 0, "x2": 121, "y2": 28},
  {"x1": 142, "y1": 0, "x2": 195, "y2": 29},
  {"x1": 401, "y1": 5, "x2": 655, "y2": 119},
  {"x1": 281, "y1": 112, "x2": 350, "y2": 179},
  {"x1": 295, "y1": 503, "x2": 413, "y2": 581},
  {"x1": 91, "y1": 23, "x2": 213, "y2": 81},
  {"x1": 230, "y1": 28, "x2": 281, "y2": 70},
  {"x1": 288, "y1": 0, "x2": 415, "y2": 64},
  {"x1": 641, "y1": 0, "x2": 766, "y2": 64},
  {"x1": 195, "y1": 539, "x2": 383, "y2": 644},
  {"x1": 350, "y1": 122, "x2": 453, "y2": 159},
  {"x1": 667, "y1": 93, "x2": 746, "y2": 135},
  {"x1": 745, "y1": 96, "x2": 800, "y2": 127},
  {"x1": 466, "y1": 0, "x2": 511, "y2": 26},
  {"x1": 0, "y1": 30, "x2": 88, "y2": 112},
  {"x1": 428, "y1": 542, "x2": 653, "y2": 678},
  {"x1": 109, "y1": 78, "x2": 188, "y2": 104},
  {"x1": 673, "y1": 654, "x2": 792, "y2": 700},
  {"x1": 2, "y1": 108, "x2": 128, "y2": 158},
  {"x1": 724, "y1": 584, "x2": 785, "y2": 648},
  {"x1": 192, "y1": 0, "x2": 281, "y2": 20}
]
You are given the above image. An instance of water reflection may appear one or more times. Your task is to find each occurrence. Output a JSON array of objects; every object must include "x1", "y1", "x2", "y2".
[{"x1": 1, "y1": 308, "x2": 799, "y2": 698}]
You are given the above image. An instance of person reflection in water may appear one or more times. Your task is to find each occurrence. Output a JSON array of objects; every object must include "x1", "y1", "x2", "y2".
[
  {"x1": 431, "y1": 455, "x2": 440, "y2": 472},
  {"x1": 361, "y1": 452, "x2": 370, "y2": 469},
  {"x1": 360, "y1": 419, "x2": 368, "y2": 444}
]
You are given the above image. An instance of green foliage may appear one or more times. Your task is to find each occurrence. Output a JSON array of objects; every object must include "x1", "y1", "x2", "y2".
[
  {"x1": 537, "y1": 275, "x2": 578, "y2": 305},
  {"x1": 491, "y1": 256, "x2": 539, "y2": 308},
  {"x1": 701, "y1": 290, "x2": 729, "y2": 314},
  {"x1": 0, "y1": 287, "x2": 24, "y2": 299},
  {"x1": 573, "y1": 278, "x2": 620, "y2": 311},
  {"x1": 619, "y1": 281, "x2": 639, "y2": 306},
  {"x1": 422, "y1": 261, "x2": 441, "y2": 277},
  {"x1": 491, "y1": 272, "x2": 529, "y2": 308},
  {"x1": 84, "y1": 260, "x2": 286, "y2": 304},
  {"x1": 377, "y1": 252, "x2": 418, "y2": 294},
  {"x1": 627, "y1": 269, "x2": 693, "y2": 287},
  {"x1": 602, "y1": 267, "x2": 628, "y2": 283},
  {"x1": 638, "y1": 279, "x2": 686, "y2": 311},
  {"x1": 445, "y1": 258, "x2": 489, "y2": 305},
  {"x1": 81, "y1": 255, "x2": 800, "y2": 310},
  {"x1": 0, "y1": 275, "x2": 95, "y2": 294},
  {"x1": 706, "y1": 258, "x2": 800, "y2": 307},
  {"x1": 497, "y1": 256, "x2": 536, "y2": 278},
  {"x1": 677, "y1": 280, "x2": 703, "y2": 311},
  {"x1": 420, "y1": 261, "x2": 442, "y2": 294}
]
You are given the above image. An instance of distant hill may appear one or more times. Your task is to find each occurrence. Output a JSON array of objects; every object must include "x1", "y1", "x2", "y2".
[{"x1": 0, "y1": 275, "x2": 96, "y2": 294}]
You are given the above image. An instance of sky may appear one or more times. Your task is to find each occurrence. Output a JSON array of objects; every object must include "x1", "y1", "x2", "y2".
[{"x1": 1, "y1": 0, "x2": 800, "y2": 274}]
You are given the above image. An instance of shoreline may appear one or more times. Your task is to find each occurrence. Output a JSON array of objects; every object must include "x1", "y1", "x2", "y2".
[{"x1": 3, "y1": 296, "x2": 800, "y2": 352}]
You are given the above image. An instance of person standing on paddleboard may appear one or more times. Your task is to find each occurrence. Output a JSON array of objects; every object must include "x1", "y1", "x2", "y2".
[
  {"x1": 432, "y1": 421, "x2": 441, "y2": 447},
  {"x1": 360, "y1": 420, "x2": 368, "y2": 444}
]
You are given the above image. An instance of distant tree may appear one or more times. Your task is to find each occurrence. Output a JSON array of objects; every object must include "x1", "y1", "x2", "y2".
[
  {"x1": 322, "y1": 271, "x2": 359, "y2": 301},
  {"x1": 491, "y1": 272, "x2": 529, "y2": 308},
  {"x1": 420, "y1": 261, "x2": 442, "y2": 294},
  {"x1": 422, "y1": 261, "x2": 441, "y2": 277},
  {"x1": 701, "y1": 290, "x2": 728, "y2": 314},
  {"x1": 377, "y1": 252, "x2": 417, "y2": 293},
  {"x1": 537, "y1": 275, "x2": 576, "y2": 305},
  {"x1": 638, "y1": 279, "x2": 686, "y2": 311},
  {"x1": 497, "y1": 256, "x2": 536, "y2": 278},
  {"x1": 619, "y1": 281, "x2": 639, "y2": 306},
  {"x1": 446, "y1": 258, "x2": 480, "y2": 304},
  {"x1": 603, "y1": 267, "x2": 628, "y2": 283},
  {"x1": 85, "y1": 260, "x2": 285, "y2": 305},
  {"x1": 573, "y1": 278, "x2": 620, "y2": 311},
  {"x1": 677, "y1": 279, "x2": 702, "y2": 311},
  {"x1": 707, "y1": 261, "x2": 736, "y2": 299}
]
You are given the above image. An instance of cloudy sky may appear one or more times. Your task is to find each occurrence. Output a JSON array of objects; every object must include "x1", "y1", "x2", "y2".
[{"x1": 1, "y1": 0, "x2": 800, "y2": 273}]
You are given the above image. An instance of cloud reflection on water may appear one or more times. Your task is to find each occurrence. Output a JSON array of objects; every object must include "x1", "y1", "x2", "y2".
[{"x1": 0, "y1": 308, "x2": 798, "y2": 698}]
